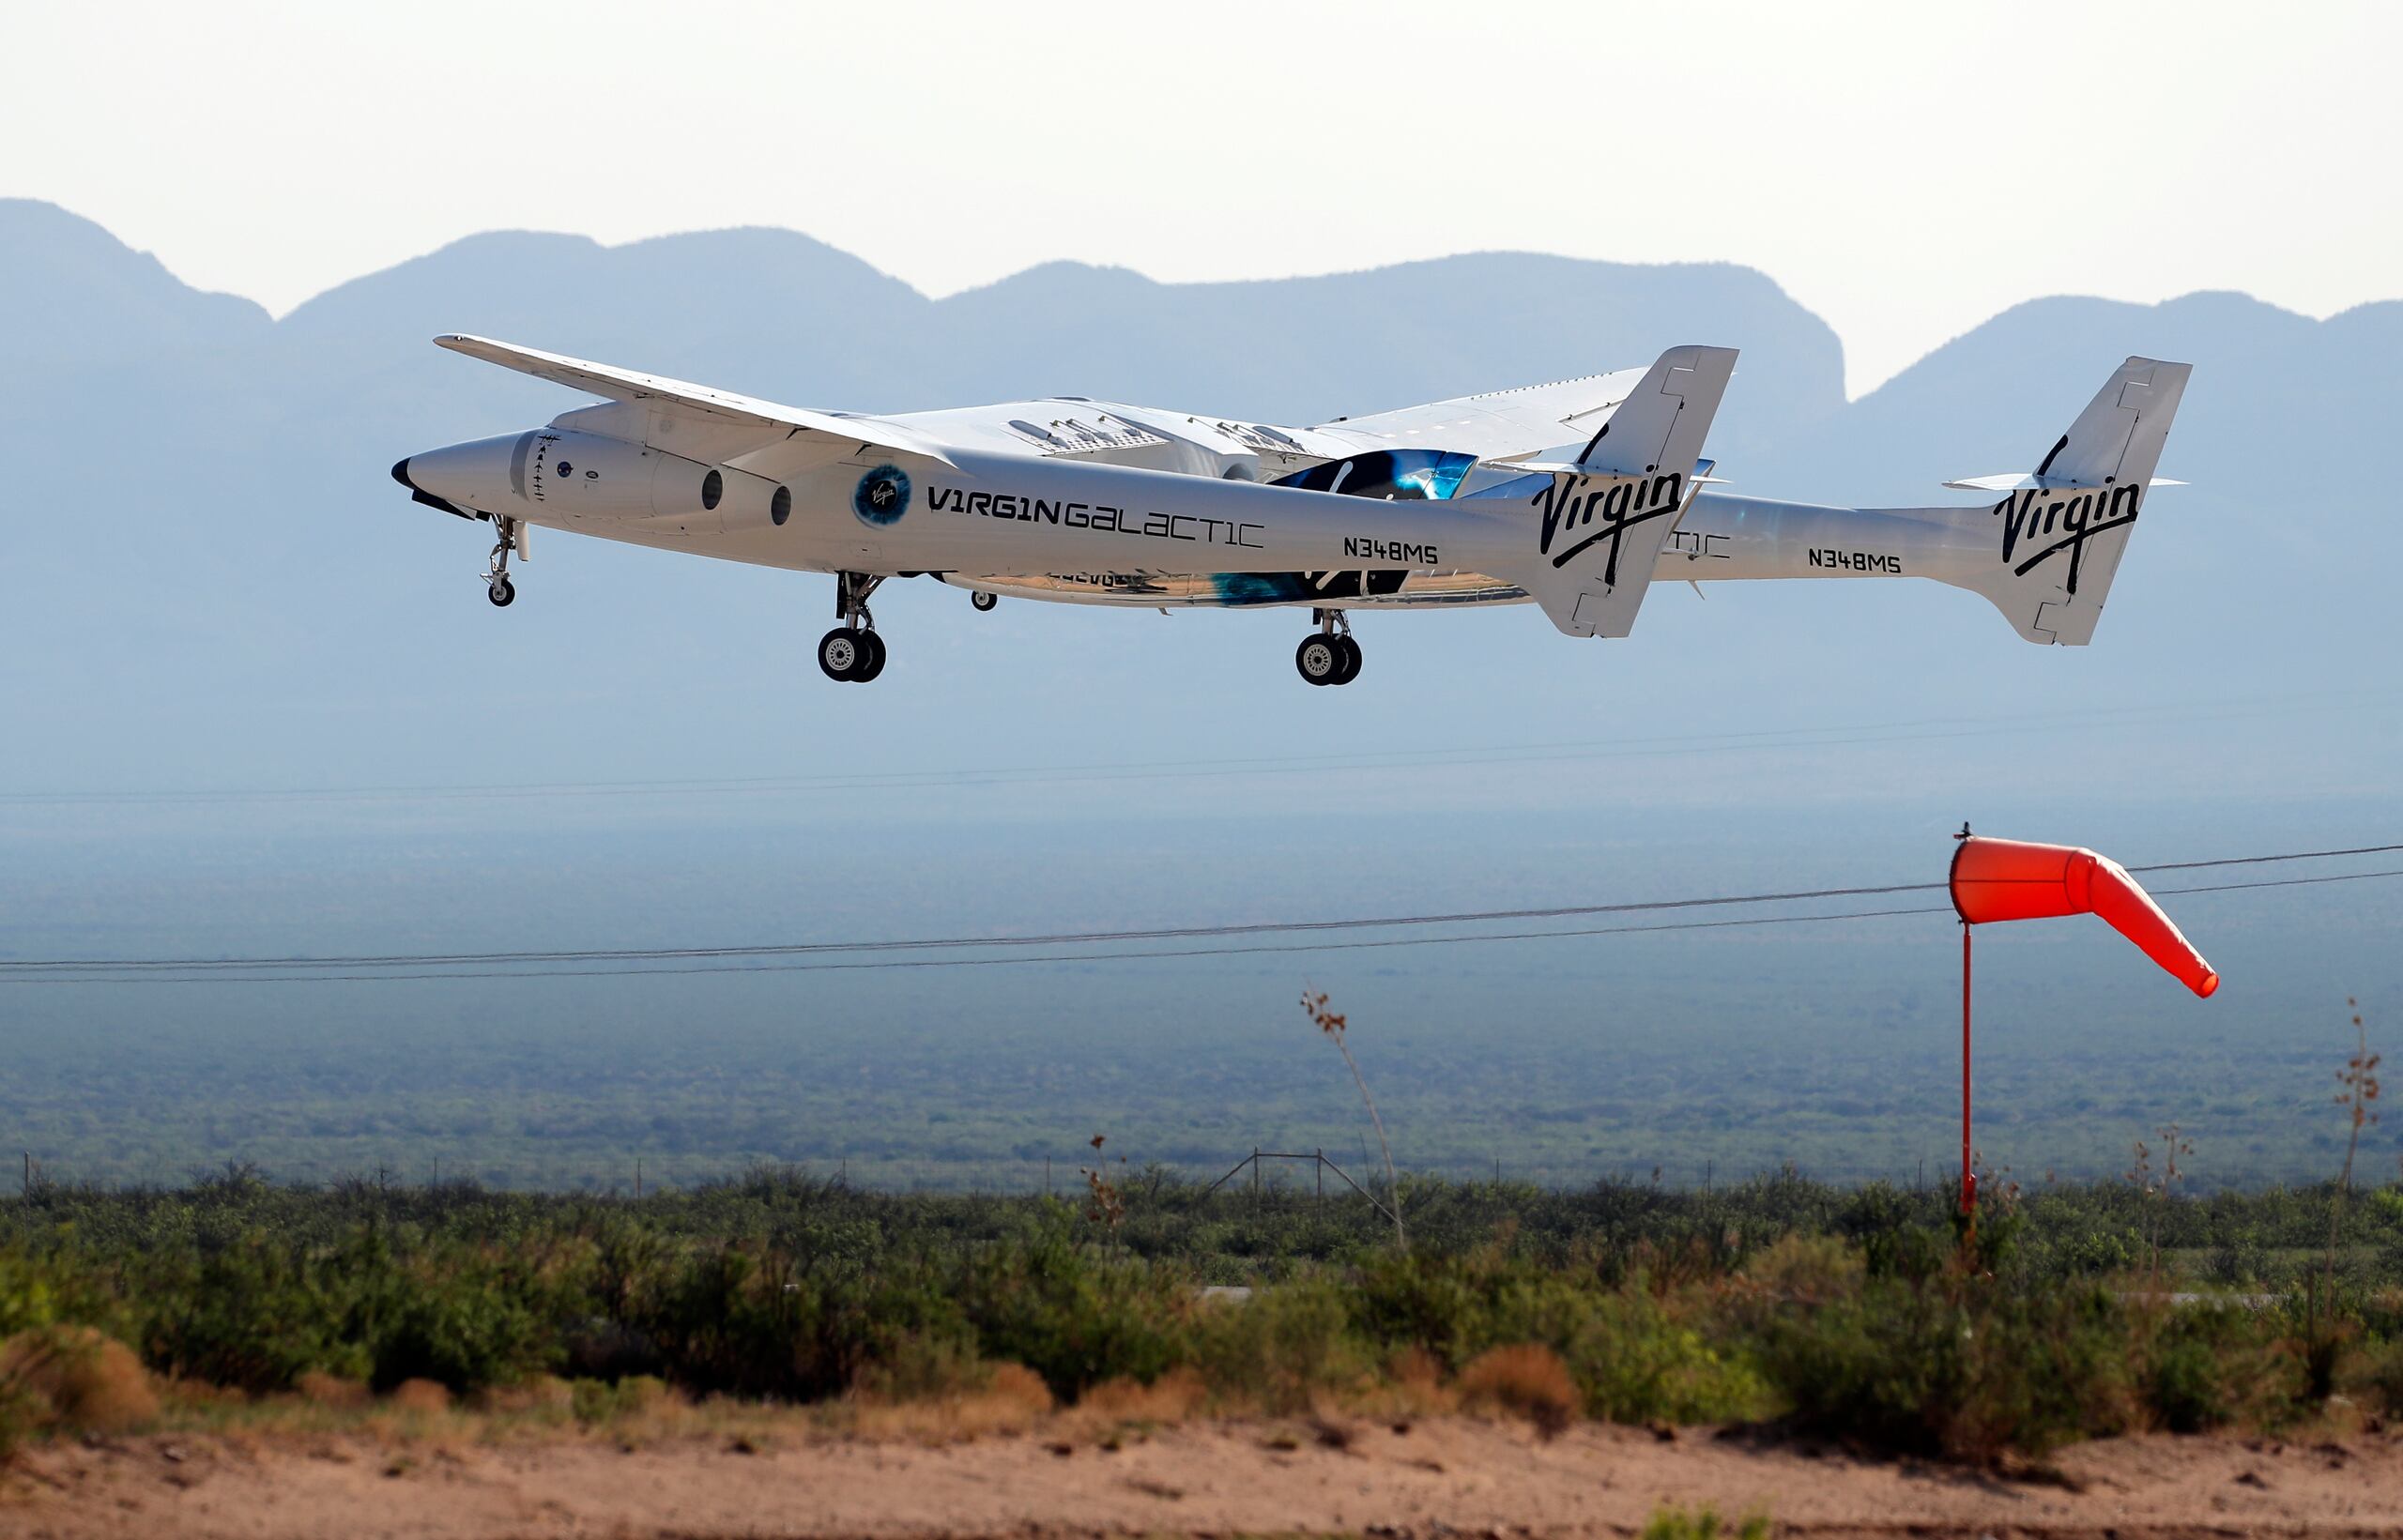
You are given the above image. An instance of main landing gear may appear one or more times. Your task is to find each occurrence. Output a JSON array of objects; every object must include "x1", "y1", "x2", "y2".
[
  {"x1": 483, "y1": 516, "x2": 520, "y2": 607},
  {"x1": 1295, "y1": 609, "x2": 1362, "y2": 686},
  {"x1": 819, "y1": 571, "x2": 888, "y2": 683}
]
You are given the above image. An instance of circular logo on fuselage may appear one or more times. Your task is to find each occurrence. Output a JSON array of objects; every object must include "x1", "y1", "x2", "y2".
[{"x1": 852, "y1": 465, "x2": 911, "y2": 527}]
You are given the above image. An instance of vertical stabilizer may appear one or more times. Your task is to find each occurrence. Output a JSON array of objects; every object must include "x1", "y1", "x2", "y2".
[
  {"x1": 1939, "y1": 357, "x2": 2192, "y2": 645},
  {"x1": 1484, "y1": 344, "x2": 1738, "y2": 638}
]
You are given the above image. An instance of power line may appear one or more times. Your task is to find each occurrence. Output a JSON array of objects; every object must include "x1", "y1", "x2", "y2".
[{"x1": 8, "y1": 846, "x2": 2398, "y2": 985}]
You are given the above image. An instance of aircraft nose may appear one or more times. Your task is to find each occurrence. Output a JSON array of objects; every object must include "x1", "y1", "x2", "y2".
[{"x1": 390, "y1": 457, "x2": 417, "y2": 491}]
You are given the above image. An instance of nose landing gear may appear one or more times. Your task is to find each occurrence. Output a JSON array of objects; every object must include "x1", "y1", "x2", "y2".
[
  {"x1": 819, "y1": 570, "x2": 889, "y2": 682},
  {"x1": 483, "y1": 516, "x2": 521, "y2": 607},
  {"x1": 1295, "y1": 609, "x2": 1362, "y2": 686}
]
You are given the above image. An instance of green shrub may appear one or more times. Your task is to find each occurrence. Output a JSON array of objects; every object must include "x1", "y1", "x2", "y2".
[
  {"x1": 1642, "y1": 1503, "x2": 1769, "y2": 1540},
  {"x1": 344, "y1": 1235, "x2": 560, "y2": 1393},
  {"x1": 139, "y1": 1235, "x2": 370, "y2": 1393},
  {"x1": 948, "y1": 1222, "x2": 1188, "y2": 1397},
  {"x1": 2141, "y1": 1304, "x2": 2294, "y2": 1434},
  {"x1": 1556, "y1": 1295, "x2": 1771, "y2": 1425},
  {"x1": 1190, "y1": 1276, "x2": 1365, "y2": 1411},
  {"x1": 2344, "y1": 1335, "x2": 2403, "y2": 1416},
  {"x1": 633, "y1": 1243, "x2": 828, "y2": 1398},
  {"x1": 1750, "y1": 1274, "x2": 2133, "y2": 1461}
]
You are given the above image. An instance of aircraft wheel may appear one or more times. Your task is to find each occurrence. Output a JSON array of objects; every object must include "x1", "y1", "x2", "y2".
[
  {"x1": 1330, "y1": 634, "x2": 1362, "y2": 685},
  {"x1": 818, "y1": 627, "x2": 865, "y2": 681},
  {"x1": 971, "y1": 589, "x2": 999, "y2": 613},
  {"x1": 853, "y1": 630, "x2": 888, "y2": 682},
  {"x1": 487, "y1": 577, "x2": 516, "y2": 608},
  {"x1": 1295, "y1": 634, "x2": 1342, "y2": 686}
]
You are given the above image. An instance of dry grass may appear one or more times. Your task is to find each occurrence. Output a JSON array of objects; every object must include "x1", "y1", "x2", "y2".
[
  {"x1": 1, "y1": 1327, "x2": 161, "y2": 1434},
  {"x1": 296, "y1": 1371, "x2": 372, "y2": 1410},
  {"x1": 1457, "y1": 1344, "x2": 1578, "y2": 1439},
  {"x1": 1054, "y1": 1367, "x2": 1208, "y2": 1442},
  {"x1": 1344, "y1": 1347, "x2": 1458, "y2": 1426},
  {"x1": 387, "y1": 1379, "x2": 452, "y2": 1414},
  {"x1": 844, "y1": 1362, "x2": 1055, "y2": 1442},
  {"x1": 475, "y1": 1376, "x2": 574, "y2": 1417}
]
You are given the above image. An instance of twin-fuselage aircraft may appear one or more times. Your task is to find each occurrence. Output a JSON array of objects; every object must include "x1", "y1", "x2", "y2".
[{"x1": 392, "y1": 339, "x2": 2189, "y2": 684}]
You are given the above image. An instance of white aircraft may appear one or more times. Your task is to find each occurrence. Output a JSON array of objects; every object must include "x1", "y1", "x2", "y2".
[{"x1": 393, "y1": 339, "x2": 2189, "y2": 684}]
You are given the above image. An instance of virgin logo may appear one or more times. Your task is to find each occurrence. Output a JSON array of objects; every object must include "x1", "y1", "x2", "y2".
[
  {"x1": 1534, "y1": 470, "x2": 1685, "y2": 585},
  {"x1": 1996, "y1": 483, "x2": 2141, "y2": 596}
]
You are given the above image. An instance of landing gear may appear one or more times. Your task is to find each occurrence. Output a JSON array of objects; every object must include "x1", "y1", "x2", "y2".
[
  {"x1": 819, "y1": 571, "x2": 889, "y2": 683},
  {"x1": 1295, "y1": 610, "x2": 1362, "y2": 686},
  {"x1": 970, "y1": 589, "x2": 999, "y2": 613},
  {"x1": 482, "y1": 516, "x2": 521, "y2": 608},
  {"x1": 818, "y1": 626, "x2": 885, "y2": 682}
]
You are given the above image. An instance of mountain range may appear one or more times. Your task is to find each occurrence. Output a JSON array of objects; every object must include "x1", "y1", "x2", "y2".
[{"x1": 3, "y1": 197, "x2": 2395, "y2": 811}]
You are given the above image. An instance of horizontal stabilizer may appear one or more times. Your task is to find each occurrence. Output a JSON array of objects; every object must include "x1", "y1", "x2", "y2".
[{"x1": 1944, "y1": 472, "x2": 2186, "y2": 492}]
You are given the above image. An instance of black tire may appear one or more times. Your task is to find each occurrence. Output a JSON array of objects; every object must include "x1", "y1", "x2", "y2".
[
  {"x1": 1330, "y1": 634, "x2": 1362, "y2": 685},
  {"x1": 818, "y1": 627, "x2": 865, "y2": 681},
  {"x1": 971, "y1": 590, "x2": 999, "y2": 613},
  {"x1": 1295, "y1": 634, "x2": 1341, "y2": 685},
  {"x1": 854, "y1": 630, "x2": 888, "y2": 682},
  {"x1": 486, "y1": 577, "x2": 515, "y2": 608}
]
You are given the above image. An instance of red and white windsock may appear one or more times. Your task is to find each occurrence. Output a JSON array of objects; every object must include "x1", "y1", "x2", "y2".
[{"x1": 1948, "y1": 837, "x2": 2219, "y2": 998}]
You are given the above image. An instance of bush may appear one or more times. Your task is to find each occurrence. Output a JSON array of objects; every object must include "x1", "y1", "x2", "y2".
[
  {"x1": 2344, "y1": 1335, "x2": 2403, "y2": 1417},
  {"x1": 948, "y1": 1223, "x2": 1187, "y2": 1398},
  {"x1": 139, "y1": 1235, "x2": 370, "y2": 1393},
  {"x1": 2141, "y1": 1304, "x2": 2295, "y2": 1434},
  {"x1": 1556, "y1": 1296, "x2": 1771, "y2": 1426},
  {"x1": 0, "y1": 1169, "x2": 2388, "y2": 1461},
  {"x1": 633, "y1": 1243, "x2": 829, "y2": 1398},
  {"x1": 1643, "y1": 1505, "x2": 1769, "y2": 1540},
  {"x1": 0, "y1": 1326, "x2": 159, "y2": 1437},
  {"x1": 1190, "y1": 1276, "x2": 1365, "y2": 1412},
  {"x1": 1458, "y1": 1344, "x2": 1577, "y2": 1437},
  {"x1": 1750, "y1": 1275, "x2": 2134, "y2": 1461},
  {"x1": 346, "y1": 1236, "x2": 560, "y2": 1393}
]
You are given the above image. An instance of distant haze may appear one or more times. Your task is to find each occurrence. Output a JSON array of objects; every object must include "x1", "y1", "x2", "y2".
[
  {"x1": 0, "y1": 198, "x2": 2395, "y2": 1191},
  {"x1": 2, "y1": 2, "x2": 2397, "y2": 393}
]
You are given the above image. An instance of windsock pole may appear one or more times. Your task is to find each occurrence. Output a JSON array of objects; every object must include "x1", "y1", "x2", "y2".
[{"x1": 1961, "y1": 919, "x2": 1976, "y2": 1218}]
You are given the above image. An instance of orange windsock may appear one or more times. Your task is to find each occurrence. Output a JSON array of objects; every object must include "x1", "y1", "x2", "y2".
[{"x1": 1949, "y1": 837, "x2": 2219, "y2": 998}]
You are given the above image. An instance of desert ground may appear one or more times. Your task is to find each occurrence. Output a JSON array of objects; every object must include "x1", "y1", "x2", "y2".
[{"x1": 5, "y1": 1418, "x2": 2399, "y2": 1539}]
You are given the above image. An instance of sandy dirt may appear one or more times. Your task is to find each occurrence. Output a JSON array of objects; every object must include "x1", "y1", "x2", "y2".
[{"x1": 3, "y1": 1419, "x2": 2398, "y2": 1539}]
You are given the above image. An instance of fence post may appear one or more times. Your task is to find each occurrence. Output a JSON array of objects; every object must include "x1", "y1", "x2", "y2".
[
  {"x1": 1316, "y1": 1148, "x2": 1324, "y2": 1201},
  {"x1": 1251, "y1": 1147, "x2": 1260, "y2": 1198}
]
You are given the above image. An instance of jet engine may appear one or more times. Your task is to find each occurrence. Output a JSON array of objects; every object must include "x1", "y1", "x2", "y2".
[{"x1": 524, "y1": 431, "x2": 720, "y2": 521}]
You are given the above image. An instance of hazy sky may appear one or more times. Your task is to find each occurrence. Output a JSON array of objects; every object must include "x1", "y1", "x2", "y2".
[{"x1": 8, "y1": 1, "x2": 2396, "y2": 393}]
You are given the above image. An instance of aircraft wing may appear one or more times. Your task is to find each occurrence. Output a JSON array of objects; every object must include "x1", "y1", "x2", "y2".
[
  {"x1": 433, "y1": 334, "x2": 956, "y2": 466},
  {"x1": 1310, "y1": 367, "x2": 1653, "y2": 464}
]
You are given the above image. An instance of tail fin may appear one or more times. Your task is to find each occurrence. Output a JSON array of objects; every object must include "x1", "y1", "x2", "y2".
[
  {"x1": 1942, "y1": 357, "x2": 2192, "y2": 645},
  {"x1": 1482, "y1": 344, "x2": 1738, "y2": 637}
]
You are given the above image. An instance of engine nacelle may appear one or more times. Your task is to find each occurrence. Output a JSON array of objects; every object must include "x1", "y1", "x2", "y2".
[
  {"x1": 402, "y1": 428, "x2": 795, "y2": 536},
  {"x1": 525, "y1": 431, "x2": 717, "y2": 523},
  {"x1": 712, "y1": 466, "x2": 794, "y2": 534}
]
